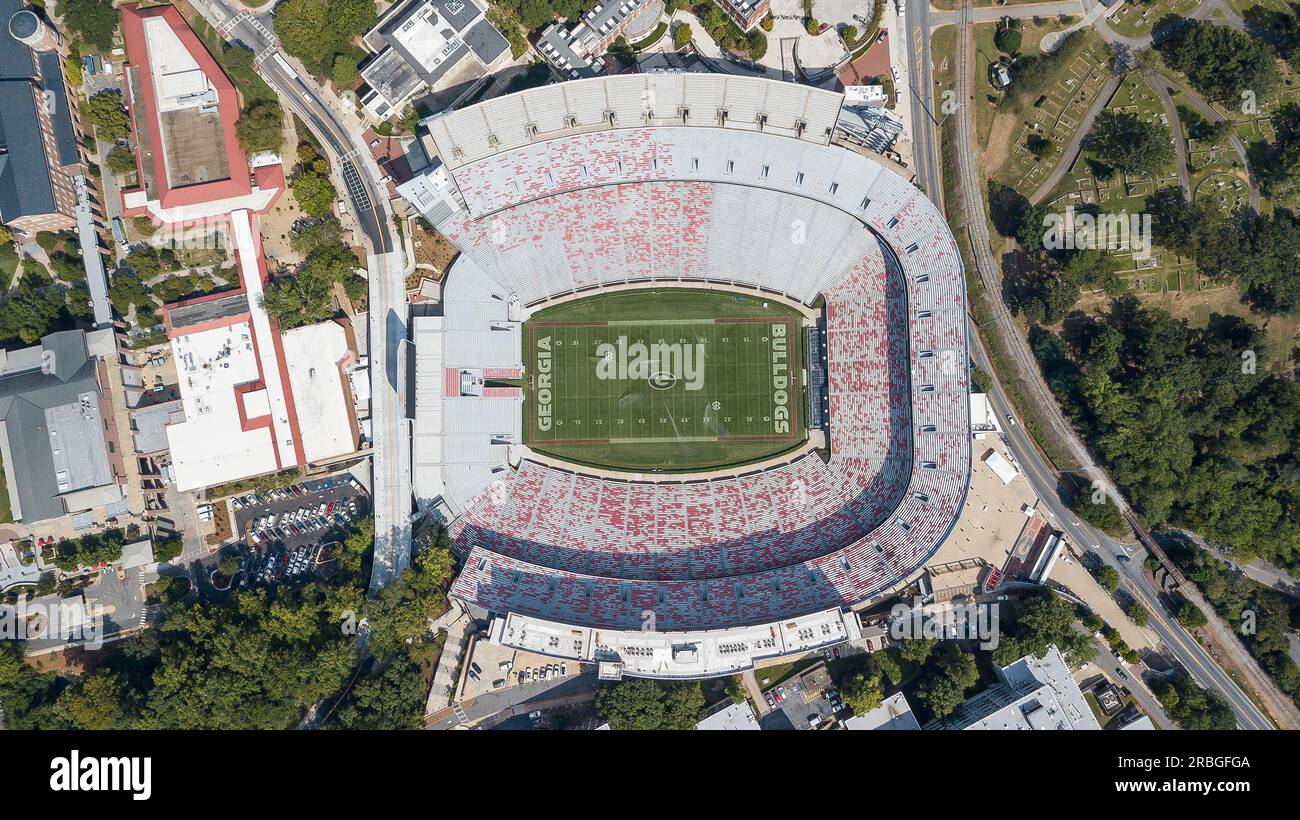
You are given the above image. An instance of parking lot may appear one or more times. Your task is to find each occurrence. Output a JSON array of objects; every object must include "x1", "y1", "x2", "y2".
[
  {"x1": 461, "y1": 637, "x2": 579, "y2": 700},
  {"x1": 760, "y1": 664, "x2": 847, "y2": 730},
  {"x1": 227, "y1": 476, "x2": 369, "y2": 586}
]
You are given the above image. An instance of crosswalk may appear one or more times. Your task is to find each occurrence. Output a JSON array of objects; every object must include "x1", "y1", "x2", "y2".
[{"x1": 341, "y1": 161, "x2": 372, "y2": 213}]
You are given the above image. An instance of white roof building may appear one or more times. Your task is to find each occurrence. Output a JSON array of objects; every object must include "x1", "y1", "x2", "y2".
[
  {"x1": 280, "y1": 321, "x2": 359, "y2": 463},
  {"x1": 697, "y1": 700, "x2": 761, "y2": 731},
  {"x1": 925, "y1": 644, "x2": 1101, "y2": 730},
  {"x1": 982, "y1": 449, "x2": 1019, "y2": 485},
  {"x1": 842, "y1": 692, "x2": 921, "y2": 730},
  {"x1": 970, "y1": 392, "x2": 1002, "y2": 434}
]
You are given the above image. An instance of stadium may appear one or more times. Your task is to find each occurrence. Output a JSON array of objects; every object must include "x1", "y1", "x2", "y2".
[{"x1": 408, "y1": 75, "x2": 971, "y2": 678}]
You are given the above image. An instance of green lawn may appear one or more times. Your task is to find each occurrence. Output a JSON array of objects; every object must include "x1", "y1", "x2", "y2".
[
  {"x1": 524, "y1": 290, "x2": 806, "y2": 472},
  {"x1": 0, "y1": 460, "x2": 12, "y2": 523}
]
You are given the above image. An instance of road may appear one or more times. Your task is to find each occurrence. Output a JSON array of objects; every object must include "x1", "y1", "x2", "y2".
[
  {"x1": 903, "y1": 0, "x2": 943, "y2": 206},
  {"x1": 904, "y1": 0, "x2": 1277, "y2": 729},
  {"x1": 424, "y1": 672, "x2": 600, "y2": 730},
  {"x1": 190, "y1": 0, "x2": 413, "y2": 591}
]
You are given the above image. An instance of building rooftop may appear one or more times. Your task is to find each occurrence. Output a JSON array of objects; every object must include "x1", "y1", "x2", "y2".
[
  {"x1": 165, "y1": 318, "x2": 280, "y2": 490},
  {"x1": 697, "y1": 700, "x2": 760, "y2": 731},
  {"x1": 843, "y1": 692, "x2": 922, "y2": 730},
  {"x1": 0, "y1": 1, "x2": 78, "y2": 227},
  {"x1": 925, "y1": 645, "x2": 1101, "y2": 730},
  {"x1": 0, "y1": 331, "x2": 115, "y2": 523},
  {"x1": 359, "y1": 0, "x2": 506, "y2": 118},
  {"x1": 120, "y1": 5, "x2": 281, "y2": 223},
  {"x1": 130, "y1": 398, "x2": 184, "y2": 455},
  {"x1": 279, "y1": 321, "x2": 358, "y2": 464}
]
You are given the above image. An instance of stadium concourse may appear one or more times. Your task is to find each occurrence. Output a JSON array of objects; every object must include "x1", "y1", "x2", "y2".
[{"x1": 409, "y1": 75, "x2": 970, "y2": 678}]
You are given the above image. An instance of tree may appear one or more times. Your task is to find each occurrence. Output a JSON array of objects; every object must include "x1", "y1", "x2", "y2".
[
  {"x1": 1084, "y1": 110, "x2": 1174, "y2": 179},
  {"x1": 217, "y1": 554, "x2": 241, "y2": 578},
  {"x1": 673, "y1": 23, "x2": 692, "y2": 49},
  {"x1": 237, "y1": 100, "x2": 285, "y2": 154},
  {"x1": 915, "y1": 645, "x2": 979, "y2": 719},
  {"x1": 130, "y1": 217, "x2": 156, "y2": 238},
  {"x1": 84, "y1": 90, "x2": 130, "y2": 141},
  {"x1": 260, "y1": 270, "x2": 335, "y2": 330},
  {"x1": 331, "y1": 657, "x2": 427, "y2": 729},
  {"x1": 0, "y1": 275, "x2": 66, "y2": 345},
  {"x1": 332, "y1": 54, "x2": 359, "y2": 87},
  {"x1": 124, "y1": 247, "x2": 164, "y2": 279},
  {"x1": 1093, "y1": 563, "x2": 1120, "y2": 594},
  {"x1": 153, "y1": 537, "x2": 182, "y2": 564},
  {"x1": 1070, "y1": 488, "x2": 1126, "y2": 535},
  {"x1": 746, "y1": 30, "x2": 767, "y2": 61},
  {"x1": 1157, "y1": 18, "x2": 1277, "y2": 102},
  {"x1": 57, "y1": 671, "x2": 130, "y2": 730},
  {"x1": 608, "y1": 36, "x2": 634, "y2": 62},
  {"x1": 595, "y1": 678, "x2": 704, "y2": 729},
  {"x1": 60, "y1": 0, "x2": 119, "y2": 51},
  {"x1": 1125, "y1": 601, "x2": 1150, "y2": 626},
  {"x1": 291, "y1": 171, "x2": 337, "y2": 219},
  {"x1": 276, "y1": 0, "x2": 377, "y2": 78},
  {"x1": 1156, "y1": 674, "x2": 1235, "y2": 729},
  {"x1": 995, "y1": 27, "x2": 1022, "y2": 54},
  {"x1": 898, "y1": 635, "x2": 937, "y2": 663},
  {"x1": 1013, "y1": 589, "x2": 1090, "y2": 661},
  {"x1": 840, "y1": 671, "x2": 884, "y2": 715},
  {"x1": 1177, "y1": 601, "x2": 1208, "y2": 629},
  {"x1": 107, "y1": 270, "x2": 152, "y2": 318},
  {"x1": 106, "y1": 145, "x2": 138, "y2": 176},
  {"x1": 1026, "y1": 133, "x2": 1055, "y2": 158}
]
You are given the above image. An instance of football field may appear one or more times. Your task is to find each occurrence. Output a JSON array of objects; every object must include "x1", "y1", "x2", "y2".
[{"x1": 524, "y1": 291, "x2": 805, "y2": 471}]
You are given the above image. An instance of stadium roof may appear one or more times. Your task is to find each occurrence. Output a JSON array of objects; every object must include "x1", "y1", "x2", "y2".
[
  {"x1": 490, "y1": 608, "x2": 861, "y2": 679},
  {"x1": 422, "y1": 74, "x2": 845, "y2": 169}
]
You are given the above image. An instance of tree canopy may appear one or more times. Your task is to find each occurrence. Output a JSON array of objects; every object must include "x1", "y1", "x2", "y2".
[
  {"x1": 1083, "y1": 110, "x2": 1174, "y2": 180},
  {"x1": 275, "y1": 0, "x2": 376, "y2": 77},
  {"x1": 58, "y1": 0, "x2": 118, "y2": 52},
  {"x1": 84, "y1": 90, "x2": 130, "y2": 142},
  {"x1": 1156, "y1": 18, "x2": 1278, "y2": 102},
  {"x1": 595, "y1": 678, "x2": 705, "y2": 730}
]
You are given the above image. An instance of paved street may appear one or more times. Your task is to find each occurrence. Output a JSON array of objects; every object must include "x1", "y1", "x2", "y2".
[{"x1": 424, "y1": 672, "x2": 601, "y2": 730}]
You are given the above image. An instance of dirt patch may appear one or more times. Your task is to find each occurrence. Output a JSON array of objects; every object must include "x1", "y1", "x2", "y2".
[
  {"x1": 407, "y1": 222, "x2": 457, "y2": 292},
  {"x1": 26, "y1": 640, "x2": 123, "y2": 675},
  {"x1": 205, "y1": 504, "x2": 231, "y2": 547},
  {"x1": 984, "y1": 110, "x2": 1017, "y2": 179}
]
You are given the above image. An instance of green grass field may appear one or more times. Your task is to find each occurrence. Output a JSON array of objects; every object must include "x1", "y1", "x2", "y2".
[{"x1": 524, "y1": 290, "x2": 806, "y2": 472}]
